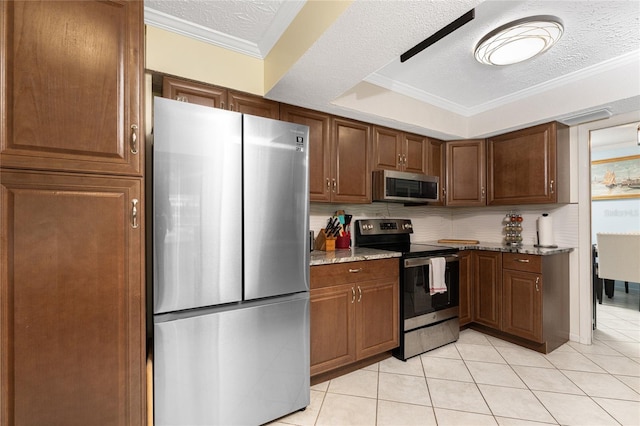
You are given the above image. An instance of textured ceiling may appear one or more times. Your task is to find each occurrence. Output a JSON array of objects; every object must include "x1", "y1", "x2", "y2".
[{"x1": 144, "y1": 0, "x2": 640, "y2": 139}]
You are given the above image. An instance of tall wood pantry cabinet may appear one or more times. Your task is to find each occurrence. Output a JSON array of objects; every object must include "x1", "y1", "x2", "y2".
[{"x1": 1, "y1": 1, "x2": 146, "y2": 425}]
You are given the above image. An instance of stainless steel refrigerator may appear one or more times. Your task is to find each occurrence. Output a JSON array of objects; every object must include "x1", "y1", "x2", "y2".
[{"x1": 152, "y1": 97, "x2": 310, "y2": 426}]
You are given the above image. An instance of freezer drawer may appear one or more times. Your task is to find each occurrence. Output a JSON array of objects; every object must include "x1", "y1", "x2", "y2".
[{"x1": 154, "y1": 294, "x2": 310, "y2": 426}]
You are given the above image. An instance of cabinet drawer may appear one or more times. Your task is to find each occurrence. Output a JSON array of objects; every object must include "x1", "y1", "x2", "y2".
[
  {"x1": 311, "y1": 258, "x2": 398, "y2": 289},
  {"x1": 502, "y1": 253, "x2": 541, "y2": 273}
]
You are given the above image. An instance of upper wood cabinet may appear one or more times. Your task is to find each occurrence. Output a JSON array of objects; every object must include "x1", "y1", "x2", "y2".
[
  {"x1": 330, "y1": 118, "x2": 372, "y2": 203},
  {"x1": 445, "y1": 139, "x2": 486, "y2": 206},
  {"x1": 280, "y1": 105, "x2": 332, "y2": 202},
  {"x1": 487, "y1": 122, "x2": 569, "y2": 205},
  {"x1": 1, "y1": 170, "x2": 145, "y2": 426},
  {"x1": 0, "y1": 0, "x2": 144, "y2": 176},
  {"x1": 162, "y1": 76, "x2": 280, "y2": 119},
  {"x1": 427, "y1": 138, "x2": 446, "y2": 206},
  {"x1": 372, "y1": 126, "x2": 428, "y2": 174}
]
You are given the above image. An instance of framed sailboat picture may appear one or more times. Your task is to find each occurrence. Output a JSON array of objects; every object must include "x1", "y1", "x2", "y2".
[{"x1": 591, "y1": 155, "x2": 640, "y2": 200}]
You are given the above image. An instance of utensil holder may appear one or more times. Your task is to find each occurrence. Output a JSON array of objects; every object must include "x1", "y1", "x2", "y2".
[
  {"x1": 314, "y1": 229, "x2": 336, "y2": 251},
  {"x1": 336, "y1": 231, "x2": 351, "y2": 249}
]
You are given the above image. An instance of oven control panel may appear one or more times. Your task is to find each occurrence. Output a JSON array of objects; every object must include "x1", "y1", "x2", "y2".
[{"x1": 357, "y1": 218, "x2": 413, "y2": 235}]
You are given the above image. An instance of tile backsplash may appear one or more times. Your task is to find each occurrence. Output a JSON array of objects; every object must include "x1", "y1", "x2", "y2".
[{"x1": 310, "y1": 202, "x2": 578, "y2": 248}]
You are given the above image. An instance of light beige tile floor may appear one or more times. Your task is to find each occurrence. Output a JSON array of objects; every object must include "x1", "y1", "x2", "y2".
[{"x1": 273, "y1": 299, "x2": 640, "y2": 426}]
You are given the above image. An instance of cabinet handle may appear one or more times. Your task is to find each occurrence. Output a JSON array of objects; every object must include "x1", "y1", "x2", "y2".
[
  {"x1": 220, "y1": 101, "x2": 225, "y2": 109},
  {"x1": 130, "y1": 124, "x2": 138, "y2": 154},
  {"x1": 230, "y1": 103, "x2": 234, "y2": 111},
  {"x1": 535, "y1": 276, "x2": 540, "y2": 291},
  {"x1": 326, "y1": 178, "x2": 331, "y2": 192},
  {"x1": 351, "y1": 287, "x2": 356, "y2": 303},
  {"x1": 357, "y1": 286, "x2": 362, "y2": 302},
  {"x1": 515, "y1": 258, "x2": 530, "y2": 263},
  {"x1": 402, "y1": 154, "x2": 407, "y2": 164},
  {"x1": 131, "y1": 199, "x2": 139, "y2": 229},
  {"x1": 349, "y1": 268, "x2": 363, "y2": 273},
  {"x1": 398, "y1": 154, "x2": 402, "y2": 166},
  {"x1": 332, "y1": 179, "x2": 337, "y2": 192},
  {"x1": 550, "y1": 180, "x2": 555, "y2": 194},
  {"x1": 481, "y1": 186, "x2": 485, "y2": 199},
  {"x1": 175, "y1": 96, "x2": 188, "y2": 102}
]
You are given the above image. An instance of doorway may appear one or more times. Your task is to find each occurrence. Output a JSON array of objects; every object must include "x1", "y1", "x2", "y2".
[{"x1": 589, "y1": 120, "x2": 640, "y2": 330}]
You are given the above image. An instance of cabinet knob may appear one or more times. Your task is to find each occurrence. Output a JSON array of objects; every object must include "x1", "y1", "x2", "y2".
[{"x1": 130, "y1": 124, "x2": 138, "y2": 154}]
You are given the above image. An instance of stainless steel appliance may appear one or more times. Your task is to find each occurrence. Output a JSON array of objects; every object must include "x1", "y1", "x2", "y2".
[
  {"x1": 372, "y1": 170, "x2": 439, "y2": 203},
  {"x1": 355, "y1": 218, "x2": 459, "y2": 360},
  {"x1": 152, "y1": 97, "x2": 310, "y2": 426}
]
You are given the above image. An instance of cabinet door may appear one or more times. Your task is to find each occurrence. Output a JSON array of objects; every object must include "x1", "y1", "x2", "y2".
[
  {"x1": 162, "y1": 76, "x2": 226, "y2": 108},
  {"x1": 473, "y1": 251, "x2": 501, "y2": 329},
  {"x1": 427, "y1": 138, "x2": 446, "y2": 206},
  {"x1": 310, "y1": 285, "x2": 356, "y2": 376},
  {"x1": 446, "y1": 140, "x2": 486, "y2": 206},
  {"x1": 228, "y1": 90, "x2": 279, "y2": 119},
  {"x1": 331, "y1": 118, "x2": 372, "y2": 203},
  {"x1": 503, "y1": 270, "x2": 543, "y2": 342},
  {"x1": 458, "y1": 251, "x2": 473, "y2": 327},
  {"x1": 280, "y1": 105, "x2": 332, "y2": 202},
  {"x1": 487, "y1": 123, "x2": 563, "y2": 205},
  {"x1": 1, "y1": 0, "x2": 143, "y2": 176},
  {"x1": 356, "y1": 279, "x2": 399, "y2": 359},
  {"x1": 404, "y1": 133, "x2": 428, "y2": 175},
  {"x1": 372, "y1": 126, "x2": 403, "y2": 171},
  {"x1": 0, "y1": 170, "x2": 145, "y2": 426}
]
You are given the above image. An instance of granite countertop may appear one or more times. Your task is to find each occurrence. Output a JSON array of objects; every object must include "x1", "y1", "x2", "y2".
[
  {"x1": 310, "y1": 243, "x2": 573, "y2": 266},
  {"x1": 423, "y1": 241, "x2": 574, "y2": 256},
  {"x1": 310, "y1": 247, "x2": 401, "y2": 266}
]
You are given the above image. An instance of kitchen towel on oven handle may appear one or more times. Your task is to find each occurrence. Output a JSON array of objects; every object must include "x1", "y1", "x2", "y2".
[{"x1": 429, "y1": 257, "x2": 447, "y2": 295}]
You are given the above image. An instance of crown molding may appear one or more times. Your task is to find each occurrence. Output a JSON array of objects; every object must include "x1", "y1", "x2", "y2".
[
  {"x1": 257, "y1": 1, "x2": 306, "y2": 56},
  {"x1": 144, "y1": 7, "x2": 262, "y2": 59},
  {"x1": 366, "y1": 50, "x2": 640, "y2": 117}
]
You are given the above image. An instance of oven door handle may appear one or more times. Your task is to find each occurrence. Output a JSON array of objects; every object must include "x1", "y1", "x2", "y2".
[{"x1": 404, "y1": 254, "x2": 458, "y2": 268}]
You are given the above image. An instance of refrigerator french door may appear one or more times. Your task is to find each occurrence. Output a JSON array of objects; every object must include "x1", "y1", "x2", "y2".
[{"x1": 152, "y1": 97, "x2": 310, "y2": 426}]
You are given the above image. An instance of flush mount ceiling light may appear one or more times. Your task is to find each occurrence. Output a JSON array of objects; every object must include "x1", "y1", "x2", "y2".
[{"x1": 475, "y1": 15, "x2": 563, "y2": 66}]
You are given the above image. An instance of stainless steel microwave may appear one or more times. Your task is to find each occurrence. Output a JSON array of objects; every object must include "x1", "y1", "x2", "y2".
[{"x1": 372, "y1": 170, "x2": 439, "y2": 203}]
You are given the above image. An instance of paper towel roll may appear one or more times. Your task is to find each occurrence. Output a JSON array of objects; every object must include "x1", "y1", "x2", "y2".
[{"x1": 537, "y1": 214, "x2": 555, "y2": 247}]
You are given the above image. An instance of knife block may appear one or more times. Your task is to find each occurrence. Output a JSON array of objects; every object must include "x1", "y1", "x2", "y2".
[{"x1": 314, "y1": 229, "x2": 336, "y2": 251}]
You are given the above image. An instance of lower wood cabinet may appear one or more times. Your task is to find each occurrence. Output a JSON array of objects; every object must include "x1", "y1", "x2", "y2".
[
  {"x1": 1, "y1": 170, "x2": 145, "y2": 426},
  {"x1": 458, "y1": 251, "x2": 473, "y2": 326},
  {"x1": 310, "y1": 258, "x2": 398, "y2": 377},
  {"x1": 473, "y1": 251, "x2": 502, "y2": 329},
  {"x1": 463, "y1": 250, "x2": 569, "y2": 354}
]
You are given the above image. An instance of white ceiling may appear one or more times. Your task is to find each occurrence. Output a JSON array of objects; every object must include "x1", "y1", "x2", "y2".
[{"x1": 144, "y1": 0, "x2": 640, "y2": 140}]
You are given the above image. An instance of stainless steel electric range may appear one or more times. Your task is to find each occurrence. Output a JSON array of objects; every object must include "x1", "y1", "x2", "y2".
[{"x1": 355, "y1": 218, "x2": 460, "y2": 360}]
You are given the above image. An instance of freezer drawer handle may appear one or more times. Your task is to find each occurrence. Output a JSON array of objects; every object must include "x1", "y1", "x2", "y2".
[
  {"x1": 130, "y1": 124, "x2": 138, "y2": 154},
  {"x1": 131, "y1": 199, "x2": 139, "y2": 229}
]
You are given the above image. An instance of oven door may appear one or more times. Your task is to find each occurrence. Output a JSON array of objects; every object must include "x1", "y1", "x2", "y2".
[{"x1": 403, "y1": 255, "x2": 459, "y2": 321}]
